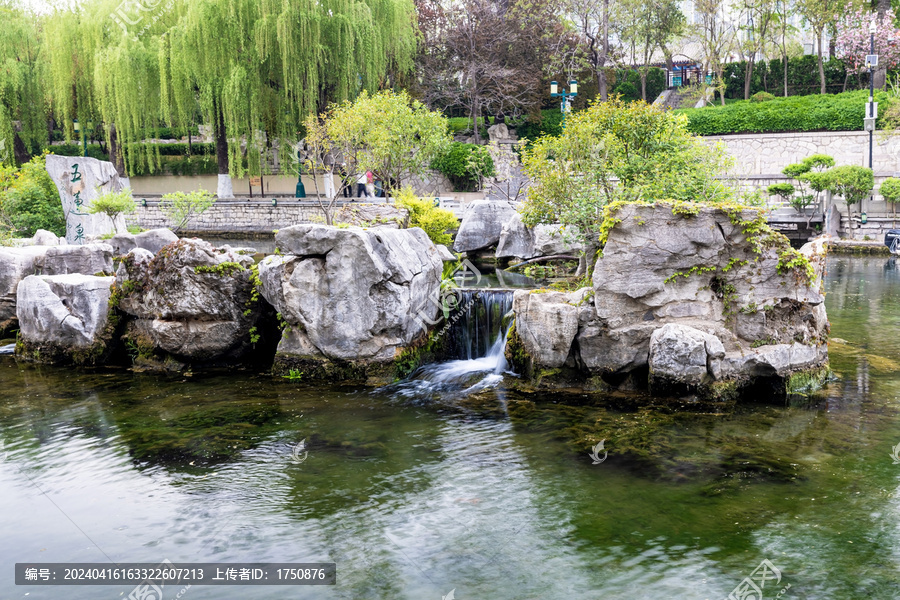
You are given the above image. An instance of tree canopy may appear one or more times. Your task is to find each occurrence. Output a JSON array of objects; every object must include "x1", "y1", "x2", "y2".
[
  {"x1": 6, "y1": 0, "x2": 419, "y2": 187},
  {"x1": 520, "y1": 98, "x2": 737, "y2": 273}
]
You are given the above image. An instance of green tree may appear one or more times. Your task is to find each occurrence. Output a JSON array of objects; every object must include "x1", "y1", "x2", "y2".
[
  {"x1": 0, "y1": 155, "x2": 65, "y2": 237},
  {"x1": 767, "y1": 182, "x2": 796, "y2": 205},
  {"x1": 160, "y1": 189, "x2": 215, "y2": 233},
  {"x1": 879, "y1": 176, "x2": 900, "y2": 225},
  {"x1": 520, "y1": 98, "x2": 736, "y2": 275},
  {"x1": 37, "y1": 0, "x2": 417, "y2": 194},
  {"x1": 780, "y1": 153, "x2": 834, "y2": 214},
  {"x1": 796, "y1": 0, "x2": 843, "y2": 94},
  {"x1": 89, "y1": 188, "x2": 136, "y2": 234},
  {"x1": 431, "y1": 142, "x2": 495, "y2": 192},
  {"x1": 826, "y1": 165, "x2": 873, "y2": 226},
  {"x1": 0, "y1": 3, "x2": 47, "y2": 165},
  {"x1": 323, "y1": 90, "x2": 450, "y2": 193},
  {"x1": 618, "y1": 0, "x2": 685, "y2": 101},
  {"x1": 162, "y1": 0, "x2": 417, "y2": 197},
  {"x1": 737, "y1": 0, "x2": 776, "y2": 100}
]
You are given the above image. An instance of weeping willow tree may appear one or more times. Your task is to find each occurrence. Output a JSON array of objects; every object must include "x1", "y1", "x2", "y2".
[
  {"x1": 161, "y1": 0, "x2": 418, "y2": 197},
  {"x1": 0, "y1": 2, "x2": 48, "y2": 165},
  {"x1": 30, "y1": 0, "x2": 416, "y2": 194},
  {"x1": 42, "y1": 0, "x2": 181, "y2": 178}
]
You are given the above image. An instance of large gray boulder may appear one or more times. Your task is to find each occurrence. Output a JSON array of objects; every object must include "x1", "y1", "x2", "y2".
[
  {"x1": 496, "y1": 213, "x2": 583, "y2": 260},
  {"x1": 117, "y1": 238, "x2": 259, "y2": 361},
  {"x1": 589, "y1": 205, "x2": 827, "y2": 370},
  {"x1": 34, "y1": 244, "x2": 114, "y2": 276},
  {"x1": 44, "y1": 155, "x2": 127, "y2": 244},
  {"x1": 259, "y1": 225, "x2": 443, "y2": 366},
  {"x1": 333, "y1": 204, "x2": 409, "y2": 229},
  {"x1": 453, "y1": 200, "x2": 519, "y2": 253},
  {"x1": 109, "y1": 233, "x2": 137, "y2": 256},
  {"x1": 0, "y1": 246, "x2": 50, "y2": 331},
  {"x1": 135, "y1": 228, "x2": 179, "y2": 254},
  {"x1": 512, "y1": 289, "x2": 587, "y2": 368},
  {"x1": 648, "y1": 323, "x2": 726, "y2": 389},
  {"x1": 16, "y1": 274, "x2": 116, "y2": 358},
  {"x1": 32, "y1": 230, "x2": 61, "y2": 246},
  {"x1": 508, "y1": 203, "x2": 830, "y2": 400},
  {"x1": 110, "y1": 228, "x2": 179, "y2": 256}
]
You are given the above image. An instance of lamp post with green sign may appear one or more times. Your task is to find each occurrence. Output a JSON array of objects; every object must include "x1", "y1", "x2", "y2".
[{"x1": 550, "y1": 80, "x2": 578, "y2": 128}]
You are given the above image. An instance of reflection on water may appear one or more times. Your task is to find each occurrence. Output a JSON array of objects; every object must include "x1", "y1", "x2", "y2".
[{"x1": 2, "y1": 256, "x2": 900, "y2": 598}]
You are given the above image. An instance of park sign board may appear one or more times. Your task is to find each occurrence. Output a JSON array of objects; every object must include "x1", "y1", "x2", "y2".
[{"x1": 45, "y1": 155, "x2": 127, "y2": 244}]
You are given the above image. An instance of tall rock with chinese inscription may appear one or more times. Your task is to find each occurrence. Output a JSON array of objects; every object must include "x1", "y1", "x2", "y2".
[{"x1": 45, "y1": 155, "x2": 127, "y2": 244}]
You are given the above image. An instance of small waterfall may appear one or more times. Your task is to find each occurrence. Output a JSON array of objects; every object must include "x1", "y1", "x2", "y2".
[
  {"x1": 396, "y1": 289, "x2": 515, "y2": 396},
  {"x1": 447, "y1": 290, "x2": 514, "y2": 360}
]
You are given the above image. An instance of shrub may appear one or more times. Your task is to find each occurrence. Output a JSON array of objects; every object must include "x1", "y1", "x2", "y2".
[
  {"x1": 431, "y1": 142, "x2": 495, "y2": 192},
  {"x1": 89, "y1": 189, "x2": 136, "y2": 233},
  {"x1": 0, "y1": 154, "x2": 65, "y2": 238},
  {"x1": 159, "y1": 189, "x2": 215, "y2": 232},
  {"x1": 516, "y1": 109, "x2": 565, "y2": 142},
  {"x1": 679, "y1": 89, "x2": 889, "y2": 135},
  {"x1": 394, "y1": 186, "x2": 459, "y2": 246},
  {"x1": 750, "y1": 91, "x2": 775, "y2": 103}
]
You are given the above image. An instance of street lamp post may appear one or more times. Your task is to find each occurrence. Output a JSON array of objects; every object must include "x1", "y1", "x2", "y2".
[
  {"x1": 550, "y1": 79, "x2": 578, "y2": 127},
  {"x1": 865, "y1": 21, "x2": 879, "y2": 222}
]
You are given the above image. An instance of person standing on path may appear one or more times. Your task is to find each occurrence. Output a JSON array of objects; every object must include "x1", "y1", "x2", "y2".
[
  {"x1": 356, "y1": 172, "x2": 368, "y2": 198},
  {"x1": 322, "y1": 163, "x2": 336, "y2": 200},
  {"x1": 365, "y1": 170, "x2": 376, "y2": 199},
  {"x1": 340, "y1": 163, "x2": 352, "y2": 198}
]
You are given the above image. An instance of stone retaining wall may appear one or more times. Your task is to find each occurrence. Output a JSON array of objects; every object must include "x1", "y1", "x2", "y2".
[
  {"x1": 708, "y1": 130, "x2": 900, "y2": 176},
  {"x1": 126, "y1": 200, "x2": 330, "y2": 234}
]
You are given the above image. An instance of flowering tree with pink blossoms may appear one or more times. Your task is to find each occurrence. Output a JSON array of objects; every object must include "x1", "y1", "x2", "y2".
[{"x1": 834, "y1": 6, "x2": 900, "y2": 73}]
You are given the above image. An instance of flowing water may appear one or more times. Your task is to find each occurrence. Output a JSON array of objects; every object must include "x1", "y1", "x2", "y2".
[
  {"x1": 394, "y1": 290, "x2": 515, "y2": 399},
  {"x1": 3, "y1": 256, "x2": 900, "y2": 599}
]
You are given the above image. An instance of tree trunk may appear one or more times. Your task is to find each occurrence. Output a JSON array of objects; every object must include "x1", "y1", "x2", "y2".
[
  {"x1": 744, "y1": 57, "x2": 755, "y2": 100},
  {"x1": 599, "y1": 0, "x2": 609, "y2": 101},
  {"x1": 12, "y1": 132, "x2": 29, "y2": 165},
  {"x1": 817, "y1": 31, "x2": 826, "y2": 94},
  {"x1": 783, "y1": 56, "x2": 788, "y2": 97},
  {"x1": 640, "y1": 70, "x2": 647, "y2": 102},
  {"x1": 718, "y1": 68, "x2": 726, "y2": 105},
  {"x1": 214, "y1": 105, "x2": 232, "y2": 198},
  {"x1": 575, "y1": 240, "x2": 599, "y2": 279},
  {"x1": 472, "y1": 97, "x2": 480, "y2": 144},
  {"x1": 108, "y1": 123, "x2": 126, "y2": 177}
]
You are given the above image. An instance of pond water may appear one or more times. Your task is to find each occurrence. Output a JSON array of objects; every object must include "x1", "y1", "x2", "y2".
[{"x1": 3, "y1": 255, "x2": 900, "y2": 599}]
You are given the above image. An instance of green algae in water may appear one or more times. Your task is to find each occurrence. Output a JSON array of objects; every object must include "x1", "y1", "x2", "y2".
[{"x1": 1, "y1": 256, "x2": 900, "y2": 598}]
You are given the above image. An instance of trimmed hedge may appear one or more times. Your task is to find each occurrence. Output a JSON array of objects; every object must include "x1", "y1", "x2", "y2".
[
  {"x1": 124, "y1": 142, "x2": 215, "y2": 156},
  {"x1": 51, "y1": 143, "x2": 109, "y2": 162},
  {"x1": 50, "y1": 125, "x2": 201, "y2": 143},
  {"x1": 679, "y1": 89, "x2": 890, "y2": 135},
  {"x1": 129, "y1": 155, "x2": 218, "y2": 177},
  {"x1": 722, "y1": 56, "x2": 850, "y2": 99},
  {"x1": 517, "y1": 108, "x2": 564, "y2": 141}
]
